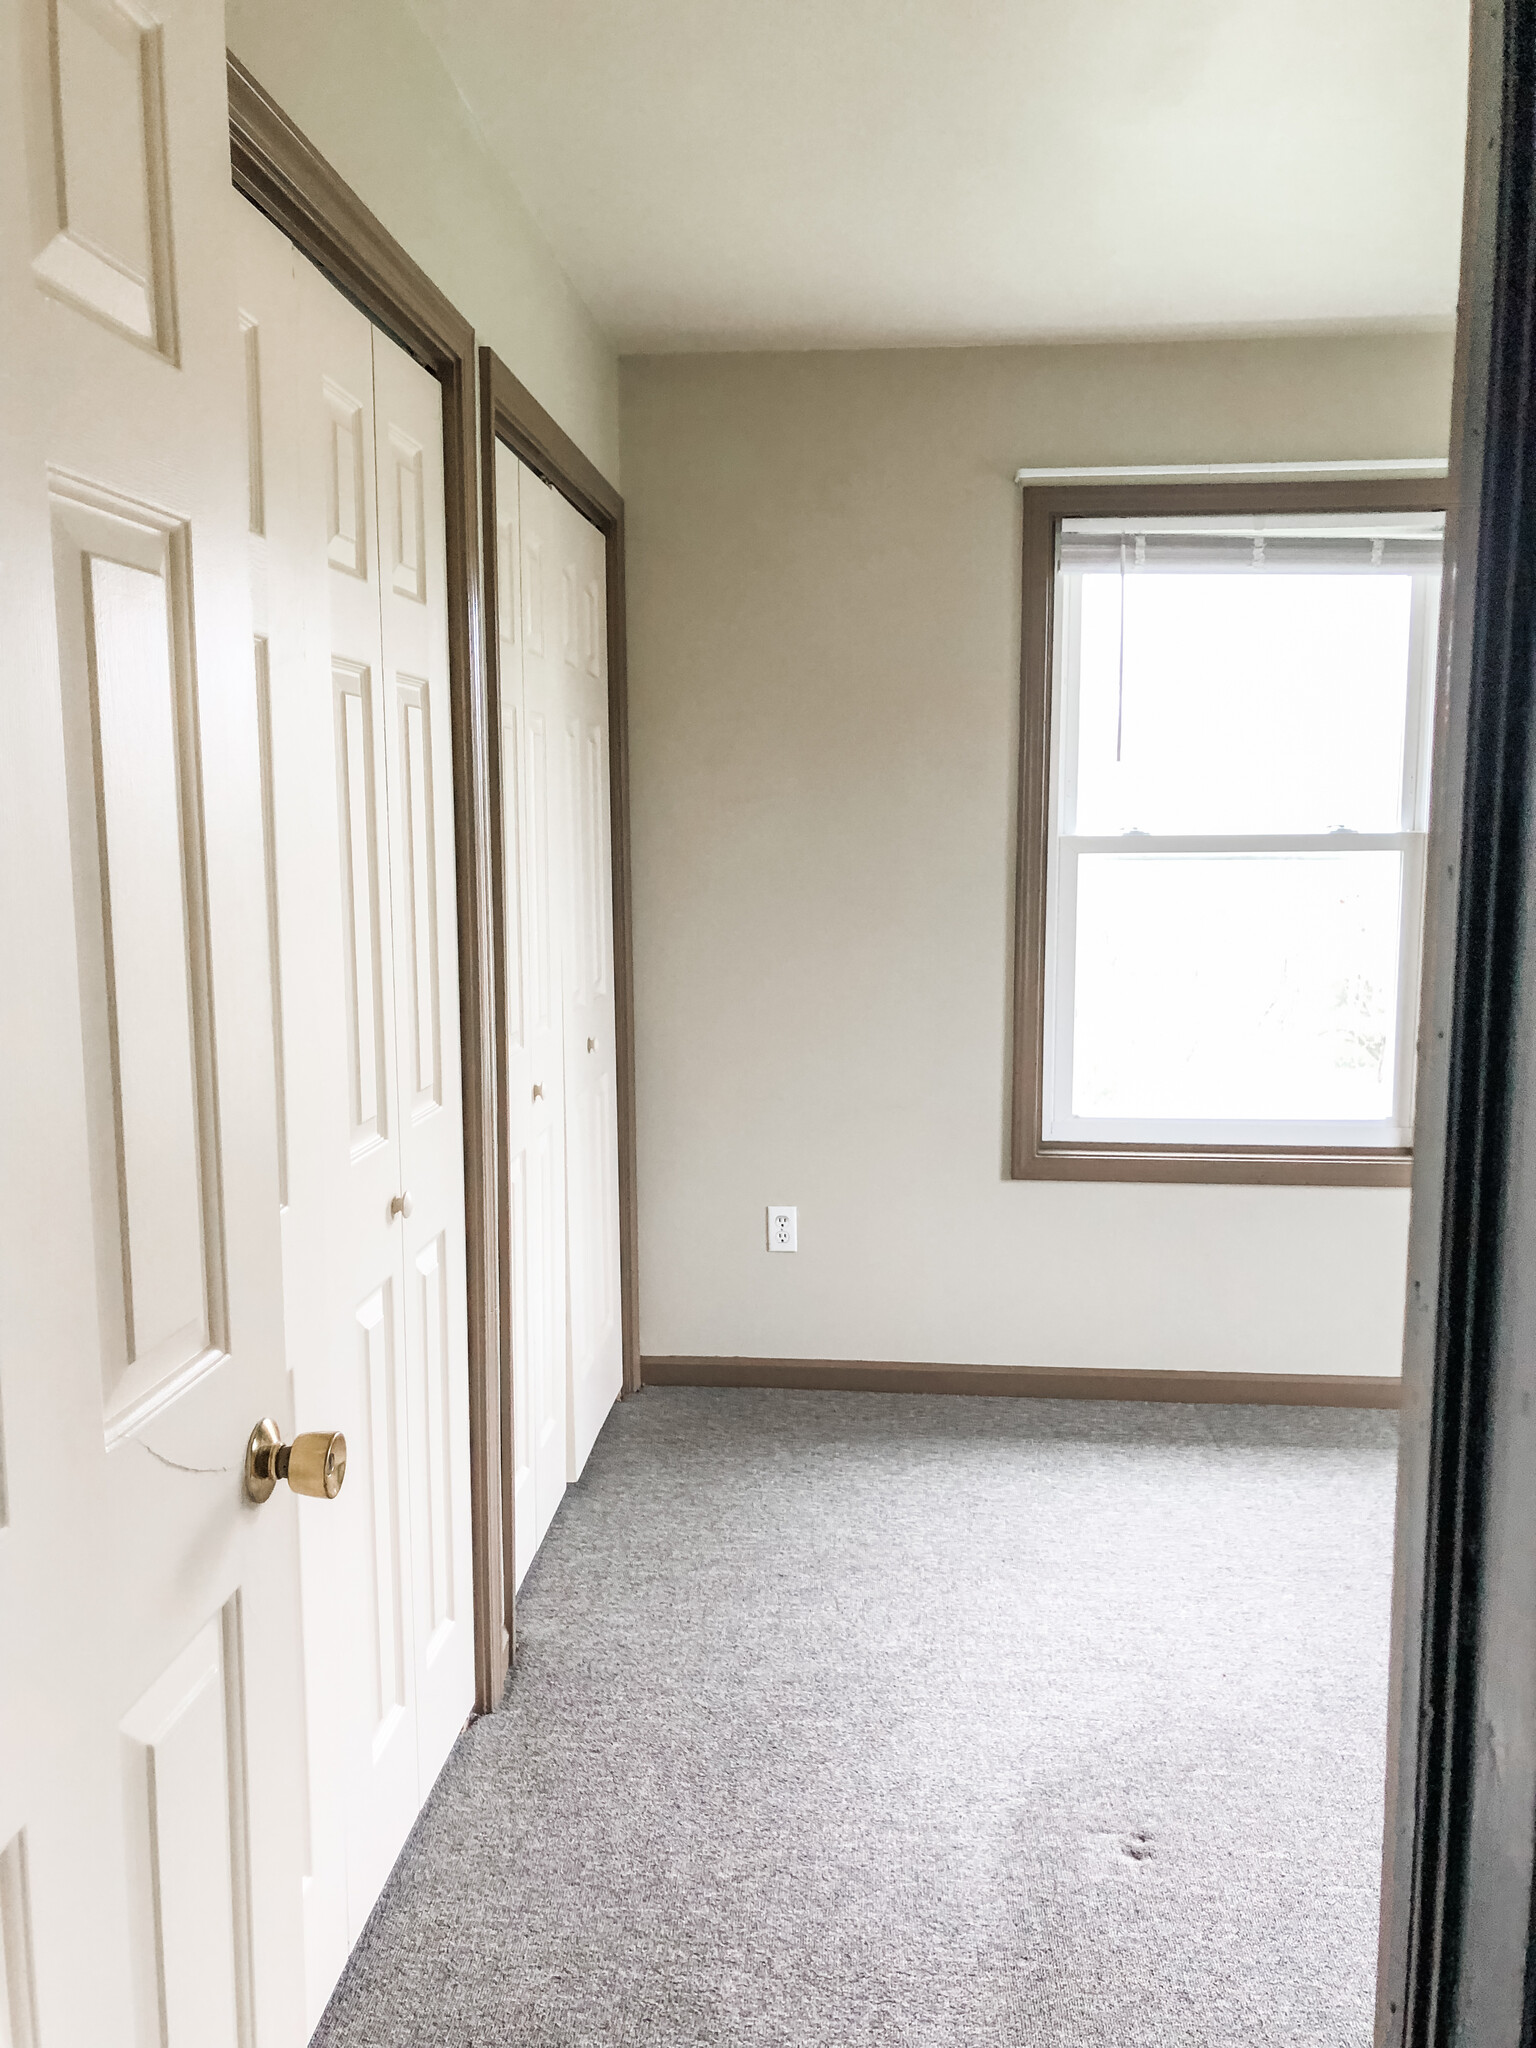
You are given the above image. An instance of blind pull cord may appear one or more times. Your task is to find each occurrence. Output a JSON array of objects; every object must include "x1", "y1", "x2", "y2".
[{"x1": 1116, "y1": 533, "x2": 1128, "y2": 762}]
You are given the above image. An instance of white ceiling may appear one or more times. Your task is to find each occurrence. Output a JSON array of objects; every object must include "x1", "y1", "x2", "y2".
[{"x1": 410, "y1": 0, "x2": 1470, "y2": 353}]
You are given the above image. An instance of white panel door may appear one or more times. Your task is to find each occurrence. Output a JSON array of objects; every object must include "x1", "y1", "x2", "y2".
[
  {"x1": 498, "y1": 453, "x2": 621, "y2": 1585},
  {"x1": 238, "y1": 209, "x2": 420, "y2": 2014},
  {"x1": 298, "y1": 241, "x2": 428, "y2": 1972},
  {"x1": 552, "y1": 490, "x2": 624, "y2": 1480},
  {"x1": 236, "y1": 203, "x2": 474, "y2": 2028},
  {"x1": 371, "y1": 327, "x2": 476, "y2": 1799},
  {"x1": 238, "y1": 204, "x2": 358, "y2": 2027},
  {"x1": 502, "y1": 455, "x2": 571, "y2": 1583},
  {"x1": 0, "y1": 2, "x2": 308, "y2": 2045}
]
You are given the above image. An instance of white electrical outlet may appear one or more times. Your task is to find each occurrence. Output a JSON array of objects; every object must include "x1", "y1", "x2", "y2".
[{"x1": 767, "y1": 1205, "x2": 797, "y2": 1253}]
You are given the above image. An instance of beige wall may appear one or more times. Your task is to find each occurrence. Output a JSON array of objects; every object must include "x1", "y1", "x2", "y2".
[
  {"x1": 621, "y1": 332, "x2": 1456, "y2": 1378},
  {"x1": 226, "y1": 0, "x2": 620, "y2": 482}
]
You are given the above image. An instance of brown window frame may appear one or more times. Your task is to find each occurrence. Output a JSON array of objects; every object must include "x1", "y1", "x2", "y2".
[{"x1": 1010, "y1": 476, "x2": 1450, "y2": 1188}]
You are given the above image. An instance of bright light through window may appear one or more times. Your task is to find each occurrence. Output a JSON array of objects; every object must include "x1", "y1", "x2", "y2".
[
  {"x1": 1072, "y1": 851, "x2": 1403, "y2": 1122},
  {"x1": 1042, "y1": 510, "x2": 1443, "y2": 1153},
  {"x1": 1074, "y1": 575, "x2": 1414, "y2": 837}
]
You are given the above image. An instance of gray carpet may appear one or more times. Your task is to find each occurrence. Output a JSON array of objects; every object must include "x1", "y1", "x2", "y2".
[{"x1": 314, "y1": 1387, "x2": 1398, "y2": 2047}]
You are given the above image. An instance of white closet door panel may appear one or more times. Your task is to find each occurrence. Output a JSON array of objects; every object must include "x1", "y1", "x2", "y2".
[
  {"x1": 240, "y1": 220, "x2": 478, "y2": 2022},
  {"x1": 494, "y1": 446, "x2": 537, "y2": 1590},
  {"x1": 240, "y1": 210, "x2": 422, "y2": 2022},
  {"x1": 236, "y1": 203, "x2": 355, "y2": 2024},
  {"x1": 499, "y1": 453, "x2": 622, "y2": 1569},
  {"x1": 0, "y1": 3, "x2": 308, "y2": 2042},
  {"x1": 505, "y1": 453, "x2": 569, "y2": 1583},
  {"x1": 554, "y1": 491, "x2": 623, "y2": 1481},
  {"x1": 527, "y1": 1118, "x2": 565, "y2": 1563},
  {"x1": 296, "y1": 255, "x2": 425, "y2": 1967},
  {"x1": 372, "y1": 329, "x2": 475, "y2": 1789}
]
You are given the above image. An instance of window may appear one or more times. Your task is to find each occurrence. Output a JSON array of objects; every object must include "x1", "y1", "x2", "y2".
[{"x1": 1012, "y1": 483, "x2": 1447, "y2": 1185}]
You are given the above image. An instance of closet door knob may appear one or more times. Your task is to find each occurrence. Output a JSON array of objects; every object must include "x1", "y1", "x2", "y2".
[
  {"x1": 532, "y1": 1082, "x2": 544, "y2": 1101},
  {"x1": 390, "y1": 1190, "x2": 414, "y2": 1220},
  {"x1": 587, "y1": 1037, "x2": 595, "y2": 1053}
]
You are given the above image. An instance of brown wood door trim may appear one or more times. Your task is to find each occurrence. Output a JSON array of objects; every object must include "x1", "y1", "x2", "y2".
[
  {"x1": 228, "y1": 55, "x2": 507, "y2": 1713},
  {"x1": 1011, "y1": 475, "x2": 1452, "y2": 1188},
  {"x1": 642, "y1": 1355, "x2": 1402, "y2": 1410},
  {"x1": 478, "y1": 348, "x2": 640, "y2": 1641}
]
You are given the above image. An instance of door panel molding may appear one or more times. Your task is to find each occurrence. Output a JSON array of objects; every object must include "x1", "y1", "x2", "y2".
[
  {"x1": 119, "y1": 1610, "x2": 249, "y2": 2048},
  {"x1": 479, "y1": 351, "x2": 639, "y2": 1643},
  {"x1": 228, "y1": 55, "x2": 505, "y2": 1711},
  {"x1": 47, "y1": 475, "x2": 231, "y2": 1440}
]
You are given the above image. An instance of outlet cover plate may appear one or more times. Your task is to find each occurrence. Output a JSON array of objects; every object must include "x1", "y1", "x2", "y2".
[{"x1": 767, "y1": 1205, "x2": 797, "y2": 1253}]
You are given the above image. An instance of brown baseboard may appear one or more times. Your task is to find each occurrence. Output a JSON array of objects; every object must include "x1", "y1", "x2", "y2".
[{"x1": 639, "y1": 1355, "x2": 1401, "y2": 1410}]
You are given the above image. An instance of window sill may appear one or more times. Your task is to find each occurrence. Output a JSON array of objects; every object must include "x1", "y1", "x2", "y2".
[{"x1": 1010, "y1": 1136, "x2": 1412, "y2": 1187}]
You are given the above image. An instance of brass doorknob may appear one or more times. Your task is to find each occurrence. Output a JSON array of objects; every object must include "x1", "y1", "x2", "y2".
[{"x1": 245, "y1": 1418, "x2": 347, "y2": 1504}]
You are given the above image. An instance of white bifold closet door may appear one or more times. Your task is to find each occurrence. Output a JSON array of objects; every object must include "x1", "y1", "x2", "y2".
[
  {"x1": 237, "y1": 202, "x2": 475, "y2": 2030},
  {"x1": 496, "y1": 444, "x2": 624, "y2": 1589}
]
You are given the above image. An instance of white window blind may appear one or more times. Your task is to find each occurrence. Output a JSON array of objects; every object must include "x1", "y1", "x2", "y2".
[{"x1": 1057, "y1": 511, "x2": 1445, "y2": 575}]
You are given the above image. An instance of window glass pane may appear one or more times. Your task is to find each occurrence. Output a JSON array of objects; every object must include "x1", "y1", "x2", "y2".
[
  {"x1": 1069, "y1": 851, "x2": 1403, "y2": 1122},
  {"x1": 1071, "y1": 571, "x2": 1422, "y2": 836}
]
